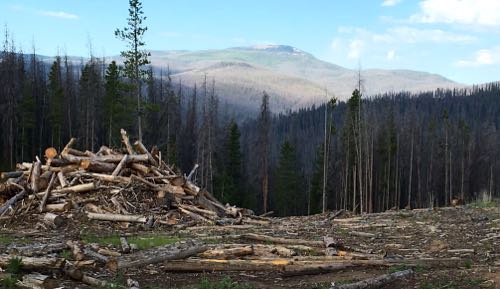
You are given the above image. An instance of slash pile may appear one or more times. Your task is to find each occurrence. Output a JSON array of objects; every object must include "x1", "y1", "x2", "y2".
[{"x1": 0, "y1": 129, "x2": 255, "y2": 229}]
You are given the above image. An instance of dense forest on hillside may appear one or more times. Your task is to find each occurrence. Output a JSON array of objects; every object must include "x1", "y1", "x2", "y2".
[{"x1": 1, "y1": 32, "x2": 499, "y2": 216}]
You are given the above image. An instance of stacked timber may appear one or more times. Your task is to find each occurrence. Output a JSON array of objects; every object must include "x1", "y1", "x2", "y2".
[{"x1": 0, "y1": 129, "x2": 255, "y2": 228}]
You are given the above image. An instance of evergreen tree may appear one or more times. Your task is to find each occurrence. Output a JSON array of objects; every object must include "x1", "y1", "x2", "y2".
[
  {"x1": 115, "y1": 0, "x2": 150, "y2": 141},
  {"x1": 104, "y1": 61, "x2": 134, "y2": 146},
  {"x1": 309, "y1": 144, "x2": 324, "y2": 215},
  {"x1": 47, "y1": 58, "x2": 64, "y2": 149},
  {"x1": 275, "y1": 141, "x2": 300, "y2": 216}
]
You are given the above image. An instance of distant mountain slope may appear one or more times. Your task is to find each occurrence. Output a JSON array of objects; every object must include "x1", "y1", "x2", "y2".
[{"x1": 149, "y1": 45, "x2": 463, "y2": 112}]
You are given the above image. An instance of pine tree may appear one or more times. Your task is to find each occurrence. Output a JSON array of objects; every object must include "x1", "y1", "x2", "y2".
[
  {"x1": 47, "y1": 58, "x2": 64, "y2": 149},
  {"x1": 275, "y1": 141, "x2": 300, "y2": 216},
  {"x1": 309, "y1": 144, "x2": 324, "y2": 215},
  {"x1": 115, "y1": 0, "x2": 150, "y2": 141},
  {"x1": 104, "y1": 61, "x2": 134, "y2": 146}
]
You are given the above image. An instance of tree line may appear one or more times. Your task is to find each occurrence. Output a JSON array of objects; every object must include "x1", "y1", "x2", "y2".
[{"x1": 1, "y1": 31, "x2": 499, "y2": 216}]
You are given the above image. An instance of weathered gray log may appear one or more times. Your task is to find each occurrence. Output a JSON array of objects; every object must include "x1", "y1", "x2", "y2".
[
  {"x1": 106, "y1": 240, "x2": 207, "y2": 271},
  {"x1": 1, "y1": 171, "x2": 23, "y2": 179},
  {"x1": 0, "y1": 188, "x2": 26, "y2": 215},
  {"x1": 283, "y1": 263, "x2": 355, "y2": 277},
  {"x1": 31, "y1": 159, "x2": 42, "y2": 193},
  {"x1": 17, "y1": 273, "x2": 59, "y2": 289},
  {"x1": 330, "y1": 269, "x2": 414, "y2": 289},
  {"x1": 0, "y1": 255, "x2": 65, "y2": 270},
  {"x1": 120, "y1": 236, "x2": 131, "y2": 253},
  {"x1": 83, "y1": 248, "x2": 109, "y2": 263},
  {"x1": 56, "y1": 171, "x2": 68, "y2": 188}
]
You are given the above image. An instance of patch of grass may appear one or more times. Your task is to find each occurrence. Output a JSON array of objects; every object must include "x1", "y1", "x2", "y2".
[
  {"x1": 6, "y1": 257, "x2": 22, "y2": 274},
  {"x1": 59, "y1": 249, "x2": 72, "y2": 260},
  {"x1": 0, "y1": 275, "x2": 18, "y2": 289},
  {"x1": 464, "y1": 259, "x2": 472, "y2": 269},
  {"x1": 81, "y1": 234, "x2": 182, "y2": 250},
  {"x1": 468, "y1": 200, "x2": 497, "y2": 208},
  {"x1": 0, "y1": 235, "x2": 31, "y2": 245},
  {"x1": 311, "y1": 282, "x2": 332, "y2": 289},
  {"x1": 186, "y1": 277, "x2": 253, "y2": 289}
]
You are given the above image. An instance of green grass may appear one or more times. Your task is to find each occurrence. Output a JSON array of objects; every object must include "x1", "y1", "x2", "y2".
[
  {"x1": 0, "y1": 275, "x2": 18, "y2": 289},
  {"x1": 467, "y1": 199, "x2": 498, "y2": 208},
  {"x1": 464, "y1": 259, "x2": 472, "y2": 269},
  {"x1": 0, "y1": 235, "x2": 32, "y2": 245},
  {"x1": 5, "y1": 257, "x2": 22, "y2": 274},
  {"x1": 186, "y1": 277, "x2": 253, "y2": 289},
  {"x1": 81, "y1": 234, "x2": 182, "y2": 250},
  {"x1": 59, "y1": 250, "x2": 72, "y2": 260}
]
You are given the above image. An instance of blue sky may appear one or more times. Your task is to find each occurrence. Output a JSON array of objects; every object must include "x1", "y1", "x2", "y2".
[{"x1": 1, "y1": 0, "x2": 499, "y2": 84}]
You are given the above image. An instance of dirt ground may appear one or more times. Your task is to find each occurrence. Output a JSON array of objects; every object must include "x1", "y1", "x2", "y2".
[{"x1": 1, "y1": 205, "x2": 499, "y2": 289}]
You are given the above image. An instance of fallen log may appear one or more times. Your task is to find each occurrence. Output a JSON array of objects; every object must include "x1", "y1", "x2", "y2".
[
  {"x1": 49, "y1": 182, "x2": 96, "y2": 195},
  {"x1": 120, "y1": 129, "x2": 135, "y2": 155},
  {"x1": 17, "y1": 273, "x2": 59, "y2": 289},
  {"x1": 120, "y1": 236, "x2": 131, "y2": 253},
  {"x1": 241, "y1": 233, "x2": 324, "y2": 247},
  {"x1": 283, "y1": 263, "x2": 354, "y2": 277},
  {"x1": 134, "y1": 140, "x2": 159, "y2": 167},
  {"x1": 57, "y1": 172, "x2": 68, "y2": 188},
  {"x1": 199, "y1": 246, "x2": 254, "y2": 259},
  {"x1": 1, "y1": 171, "x2": 23, "y2": 179},
  {"x1": 0, "y1": 255, "x2": 65, "y2": 270},
  {"x1": 106, "y1": 241, "x2": 207, "y2": 270},
  {"x1": 80, "y1": 159, "x2": 116, "y2": 173},
  {"x1": 31, "y1": 159, "x2": 42, "y2": 193},
  {"x1": 87, "y1": 212, "x2": 147, "y2": 223},
  {"x1": 112, "y1": 155, "x2": 129, "y2": 176},
  {"x1": 330, "y1": 269, "x2": 414, "y2": 289}
]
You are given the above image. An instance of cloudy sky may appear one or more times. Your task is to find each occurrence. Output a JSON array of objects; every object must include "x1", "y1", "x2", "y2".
[{"x1": 1, "y1": 0, "x2": 499, "y2": 84}]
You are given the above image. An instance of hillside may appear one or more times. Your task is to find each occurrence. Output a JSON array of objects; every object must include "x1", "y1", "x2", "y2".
[{"x1": 149, "y1": 45, "x2": 463, "y2": 112}]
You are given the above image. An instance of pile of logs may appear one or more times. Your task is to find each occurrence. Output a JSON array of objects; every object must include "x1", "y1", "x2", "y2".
[{"x1": 0, "y1": 129, "x2": 253, "y2": 228}]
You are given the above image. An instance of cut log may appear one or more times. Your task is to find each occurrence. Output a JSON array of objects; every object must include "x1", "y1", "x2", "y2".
[
  {"x1": 49, "y1": 182, "x2": 96, "y2": 195},
  {"x1": 80, "y1": 159, "x2": 116, "y2": 173},
  {"x1": 67, "y1": 241, "x2": 85, "y2": 261},
  {"x1": 1, "y1": 171, "x2": 24, "y2": 179},
  {"x1": 87, "y1": 212, "x2": 147, "y2": 223},
  {"x1": 39, "y1": 173, "x2": 56, "y2": 212},
  {"x1": 42, "y1": 212, "x2": 64, "y2": 228},
  {"x1": 44, "y1": 147, "x2": 58, "y2": 159},
  {"x1": 56, "y1": 172, "x2": 68, "y2": 188},
  {"x1": 283, "y1": 263, "x2": 354, "y2": 277},
  {"x1": 18, "y1": 272, "x2": 59, "y2": 289},
  {"x1": 0, "y1": 255, "x2": 65, "y2": 270},
  {"x1": 241, "y1": 233, "x2": 324, "y2": 247},
  {"x1": 120, "y1": 236, "x2": 131, "y2": 253},
  {"x1": 112, "y1": 154, "x2": 129, "y2": 176},
  {"x1": 120, "y1": 129, "x2": 135, "y2": 155},
  {"x1": 134, "y1": 140, "x2": 159, "y2": 167},
  {"x1": 31, "y1": 159, "x2": 42, "y2": 193},
  {"x1": 330, "y1": 269, "x2": 414, "y2": 289},
  {"x1": 0, "y1": 188, "x2": 26, "y2": 215},
  {"x1": 106, "y1": 240, "x2": 207, "y2": 271},
  {"x1": 199, "y1": 246, "x2": 254, "y2": 259},
  {"x1": 130, "y1": 163, "x2": 150, "y2": 174},
  {"x1": 83, "y1": 248, "x2": 109, "y2": 263},
  {"x1": 161, "y1": 258, "x2": 292, "y2": 272},
  {"x1": 44, "y1": 202, "x2": 71, "y2": 212},
  {"x1": 61, "y1": 138, "x2": 76, "y2": 155},
  {"x1": 98, "y1": 248, "x2": 122, "y2": 257},
  {"x1": 179, "y1": 207, "x2": 211, "y2": 223}
]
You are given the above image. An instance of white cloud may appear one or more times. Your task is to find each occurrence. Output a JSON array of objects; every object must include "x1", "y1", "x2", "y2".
[
  {"x1": 411, "y1": 0, "x2": 500, "y2": 26},
  {"x1": 39, "y1": 10, "x2": 79, "y2": 20},
  {"x1": 348, "y1": 40, "x2": 364, "y2": 59},
  {"x1": 386, "y1": 50, "x2": 396, "y2": 60},
  {"x1": 382, "y1": 0, "x2": 402, "y2": 7},
  {"x1": 456, "y1": 47, "x2": 500, "y2": 67}
]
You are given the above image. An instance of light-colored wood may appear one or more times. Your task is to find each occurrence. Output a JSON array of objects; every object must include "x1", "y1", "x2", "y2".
[
  {"x1": 120, "y1": 237, "x2": 131, "y2": 253},
  {"x1": 0, "y1": 255, "x2": 65, "y2": 270},
  {"x1": 31, "y1": 158, "x2": 42, "y2": 193},
  {"x1": 42, "y1": 212, "x2": 64, "y2": 228},
  {"x1": 18, "y1": 272, "x2": 58, "y2": 289},
  {"x1": 241, "y1": 233, "x2": 324, "y2": 247},
  {"x1": 86, "y1": 212, "x2": 147, "y2": 223},
  {"x1": 80, "y1": 159, "x2": 116, "y2": 173},
  {"x1": 57, "y1": 171, "x2": 68, "y2": 188},
  {"x1": 120, "y1": 129, "x2": 135, "y2": 155},
  {"x1": 199, "y1": 246, "x2": 254, "y2": 259},
  {"x1": 45, "y1": 202, "x2": 71, "y2": 212},
  {"x1": 134, "y1": 140, "x2": 159, "y2": 167},
  {"x1": 39, "y1": 173, "x2": 56, "y2": 212},
  {"x1": 112, "y1": 154, "x2": 129, "y2": 176}
]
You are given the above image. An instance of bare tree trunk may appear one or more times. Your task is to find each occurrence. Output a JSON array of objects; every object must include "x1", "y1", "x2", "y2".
[{"x1": 407, "y1": 130, "x2": 414, "y2": 209}]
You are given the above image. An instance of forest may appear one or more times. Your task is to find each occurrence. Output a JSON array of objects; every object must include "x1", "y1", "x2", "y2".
[{"x1": 1, "y1": 27, "x2": 499, "y2": 217}]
